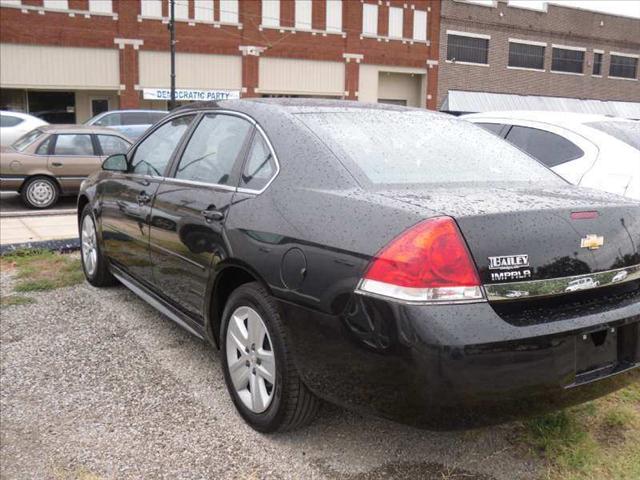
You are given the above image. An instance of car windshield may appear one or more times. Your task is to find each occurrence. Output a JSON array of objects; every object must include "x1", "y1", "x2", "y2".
[
  {"x1": 296, "y1": 110, "x2": 564, "y2": 186},
  {"x1": 11, "y1": 129, "x2": 45, "y2": 151},
  {"x1": 585, "y1": 121, "x2": 640, "y2": 151}
]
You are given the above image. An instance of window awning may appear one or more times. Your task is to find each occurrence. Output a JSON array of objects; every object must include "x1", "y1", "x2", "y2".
[{"x1": 441, "y1": 90, "x2": 640, "y2": 120}]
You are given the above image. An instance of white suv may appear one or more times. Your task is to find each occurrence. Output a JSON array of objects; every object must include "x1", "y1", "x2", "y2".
[{"x1": 463, "y1": 112, "x2": 640, "y2": 200}]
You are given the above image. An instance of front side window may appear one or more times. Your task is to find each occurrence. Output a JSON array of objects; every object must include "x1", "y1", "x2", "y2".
[
  {"x1": 551, "y1": 47, "x2": 584, "y2": 74},
  {"x1": 505, "y1": 126, "x2": 584, "y2": 168},
  {"x1": 130, "y1": 115, "x2": 195, "y2": 176},
  {"x1": 121, "y1": 111, "x2": 152, "y2": 125},
  {"x1": 592, "y1": 52, "x2": 603, "y2": 75},
  {"x1": 447, "y1": 34, "x2": 489, "y2": 64},
  {"x1": 98, "y1": 135, "x2": 131, "y2": 156},
  {"x1": 609, "y1": 54, "x2": 638, "y2": 79},
  {"x1": 296, "y1": 111, "x2": 562, "y2": 186},
  {"x1": 241, "y1": 133, "x2": 277, "y2": 191},
  {"x1": 0, "y1": 114, "x2": 23, "y2": 127},
  {"x1": 476, "y1": 122, "x2": 505, "y2": 136},
  {"x1": 12, "y1": 129, "x2": 44, "y2": 151},
  {"x1": 53, "y1": 134, "x2": 95, "y2": 156},
  {"x1": 508, "y1": 42, "x2": 545, "y2": 70},
  {"x1": 175, "y1": 114, "x2": 252, "y2": 185}
]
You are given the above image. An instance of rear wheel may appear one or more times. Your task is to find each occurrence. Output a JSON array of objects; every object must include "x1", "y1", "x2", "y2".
[
  {"x1": 221, "y1": 282, "x2": 320, "y2": 432},
  {"x1": 21, "y1": 176, "x2": 59, "y2": 209},
  {"x1": 80, "y1": 204, "x2": 117, "y2": 287}
]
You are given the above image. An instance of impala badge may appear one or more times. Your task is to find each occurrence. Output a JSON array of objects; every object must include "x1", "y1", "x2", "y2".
[{"x1": 581, "y1": 234, "x2": 604, "y2": 250}]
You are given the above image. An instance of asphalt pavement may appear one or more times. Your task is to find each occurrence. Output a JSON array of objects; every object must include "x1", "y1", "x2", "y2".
[
  {"x1": 0, "y1": 270, "x2": 542, "y2": 480},
  {"x1": 0, "y1": 192, "x2": 76, "y2": 217}
]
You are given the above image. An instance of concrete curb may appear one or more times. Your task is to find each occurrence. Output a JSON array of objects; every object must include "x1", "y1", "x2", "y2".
[{"x1": 0, "y1": 238, "x2": 80, "y2": 255}]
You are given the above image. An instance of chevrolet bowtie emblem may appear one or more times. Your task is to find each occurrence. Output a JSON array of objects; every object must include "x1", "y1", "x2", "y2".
[{"x1": 581, "y1": 234, "x2": 604, "y2": 250}]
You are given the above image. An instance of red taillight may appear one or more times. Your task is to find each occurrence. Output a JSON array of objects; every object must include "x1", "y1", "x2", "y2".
[{"x1": 358, "y1": 217, "x2": 484, "y2": 303}]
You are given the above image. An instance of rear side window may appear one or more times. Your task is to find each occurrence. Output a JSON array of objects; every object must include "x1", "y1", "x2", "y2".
[
  {"x1": 52, "y1": 134, "x2": 95, "y2": 156},
  {"x1": 36, "y1": 136, "x2": 53, "y2": 155},
  {"x1": 97, "y1": 135, "x2": 131, "y2": 155},
  {"x1": 131, "y1": 115, "x2": 195, "y2": 176},
  {"x1": 1, "y1": 114, "x2": 23, "y2": 127},
  {"x1": 296, "y1": 111, "x2": 562, "y2": 186},
  {"x1": 175, "y1": 114, "x2": 252, "y2": 186},
  {"x1": 241, "y1": 133, "x2": 277, "y2": 191},
  {"x1": 12, "y1": 129, "x2": 44, "y2": 151},
  {"x1": 148, "y1": 112, "x2": 167, "y2": 124},
  {"x1": 585, "y1": 121, "x2": 640, "y2": 150},
  {"x1": 505, "y1": 126, "x2": 584, "y2": 167},
  {"x1": 475, "y1": 122, "x2": 505, "y2": 136}
]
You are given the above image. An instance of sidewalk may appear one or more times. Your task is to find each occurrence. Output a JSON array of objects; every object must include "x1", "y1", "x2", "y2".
[{"x1": 0, "y1": 214, "x2": 78, "y2": 246}]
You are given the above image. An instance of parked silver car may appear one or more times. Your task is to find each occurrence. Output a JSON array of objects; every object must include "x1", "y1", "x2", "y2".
[{"x1": 85, "y1": 109, "x2": 168, "y2": 141}]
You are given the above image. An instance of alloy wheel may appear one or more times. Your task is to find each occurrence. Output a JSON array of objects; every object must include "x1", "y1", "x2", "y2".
[
  {"x1": 26, "y1": 180, "x2": 55, "y2": 208},
  {"x1": 81, "y1": 214, "x2": 98, "y2": 277},
  {"x1": 225, "y1": 306, "x2": 276, "y2": 413}
]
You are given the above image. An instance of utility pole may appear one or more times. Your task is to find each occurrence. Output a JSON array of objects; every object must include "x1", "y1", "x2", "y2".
[{"x1": 168, "y1": 0, "x2": 176, "y2": 110}]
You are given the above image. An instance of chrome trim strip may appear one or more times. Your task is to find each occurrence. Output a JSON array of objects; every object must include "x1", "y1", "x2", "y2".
[
  {"x1": 484, "y1": 264, "x2": 640, "y2": 302},
  {"x1": 161, "y1": 177, "x2": 237, "y2": 192}
]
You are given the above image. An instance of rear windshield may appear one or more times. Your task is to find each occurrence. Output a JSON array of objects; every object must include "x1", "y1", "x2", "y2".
[
  {"x1": 296, "y1": 110, "x2": 563, "y2": 186},
  {"x1": 585, "y1": 121, "x2": 640, "y2": 151},
  {"x1": 12, "y1": 129, "x2": 44, "y2": 151}
]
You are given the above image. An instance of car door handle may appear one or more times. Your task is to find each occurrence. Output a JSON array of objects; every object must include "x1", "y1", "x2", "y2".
[
  {"x1": 201, "y1": 207, "x2": 224, "y2": 222},
  {"x1": 51, "y1": 162, "x2": 63, "y2": 167},
  {"x1": 137, "y1": 192, "x2": 151, "y2": 205}
]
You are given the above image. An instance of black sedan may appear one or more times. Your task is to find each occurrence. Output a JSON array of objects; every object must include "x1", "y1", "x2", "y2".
[{"x1": 77, "y1": 99, "x2": 640, "y2": 432}]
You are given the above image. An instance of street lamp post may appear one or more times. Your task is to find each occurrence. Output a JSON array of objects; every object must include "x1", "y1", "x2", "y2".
[{"x1": 168, "y1": 0, "x2": 176, "y2": 110}]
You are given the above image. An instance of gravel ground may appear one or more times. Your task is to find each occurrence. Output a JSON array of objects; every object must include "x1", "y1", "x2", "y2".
[{"x1": 1, "y1": 273, "x2": 544, "y2": 480}]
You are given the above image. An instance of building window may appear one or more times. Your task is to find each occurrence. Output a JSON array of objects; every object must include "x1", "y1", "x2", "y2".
[
  {"x1": 262, "y1": 0, "x2": 280, "y2": 27},
  {"x1": 219, "y1": 0, "x2": 238, "y2": 23},
  {"x1": 141, "y1": 0, "x2": 162, "y2": 17},
  {"x1": 508, "y1": 41, "x2": 545, "y2": 70},
  {"x1": 88, "y1": 0, "x2": 112, "y2": 14},
  {"x1": 326, "y1": 0, "x2": 342, "y2": 32},
  {"x1": 362, "y1": 3, "x2": 378, "y2": 36},
  {"x1": 295, "y1": 0, "x2": 312, "y2": 30},
  {"x1": 0, "y1": 0, "x2": 21, "y2": 6},
  {"x1": 413, "y1": 10, "x2": 427, "y2": 42},
  {"x1": 592, "y1": 52, "x2": 603, "y2": 75},
  {"x1": 388, "y1": 6, "x2": 403, "y2": 39},
  {"x1": 446, "y1": 32, "x2": 489, "y2": 65},
  {"x1": 194, "y1": 0, "x2": 213, "y2": 22},
  {"x1": 609, "y1": 53, "x2": 638, "y2": 79},
  {"x1": 43, "y1": 0, "x2": 68, "y2": 9},
  {"x1": 173, "y1": 0, "x2": 189, "y2": 20},
  {"x1": 551, "y1": 47, "x2": 585, "y2": 74}
]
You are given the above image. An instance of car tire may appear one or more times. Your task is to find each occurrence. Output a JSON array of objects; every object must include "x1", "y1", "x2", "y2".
[
  {"x1": 80, "y1": 204, "x2": 118, "y2": 287},
  {"x1": 220, "y1": 282, "x2": 320, "y2": 432},
  {"x1": 21, "y1": 176, "x2": 59, "y2": 209}
]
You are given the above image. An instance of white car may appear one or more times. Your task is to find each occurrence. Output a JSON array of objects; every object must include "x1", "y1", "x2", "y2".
[
  {"x1": 0, "y1": 111, "x2": 48, "y2": 147},
  {"x1": 565, "y1": 277, "x2": 600, "y2": 293},
  {"x1": 463, "y1": 112, "x2": 640, "y2": 199}
]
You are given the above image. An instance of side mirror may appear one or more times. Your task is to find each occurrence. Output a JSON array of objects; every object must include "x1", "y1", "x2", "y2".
[{"x1": 102, "y1": 154, "x2": 128, "y2": 172}]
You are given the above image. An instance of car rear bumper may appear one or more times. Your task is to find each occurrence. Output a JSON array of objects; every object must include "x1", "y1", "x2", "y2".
[{"x1": 277, "y1": 293, "x2": 640, "y2": 429}]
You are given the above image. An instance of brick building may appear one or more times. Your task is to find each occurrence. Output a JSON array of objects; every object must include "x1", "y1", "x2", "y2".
[
  {"x1": 438, "y1": 0, "x2": 640, "y2": 115},
  {"x1": 0, "y1": 0, "x2": 441, "y2": 122}
]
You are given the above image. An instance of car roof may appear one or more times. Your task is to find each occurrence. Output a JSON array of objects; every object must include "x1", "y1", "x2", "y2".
[
  {"x1": 97, "y1": 109, "x2": 169, "y2": 115},
  {"x1": 462, "y1": 110, "x2": 627, "y2": 126},
  {"x1": 172, "y1": 98, "x2": 448, "y2": 119},
  {"x1": 40, "y1": 124, "x2": 133, "y2": 137}
]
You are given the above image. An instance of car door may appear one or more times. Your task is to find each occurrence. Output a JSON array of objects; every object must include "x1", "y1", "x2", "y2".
[
  {"x1": 48, "y1": 133, "x2": 101, "y2": 191},
  {"x1": 149, "y1": 112, "x2": 254, "y2": 319},
  {"x1": 99, "y1": 114, "x2": 196, "y2": 285}
]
